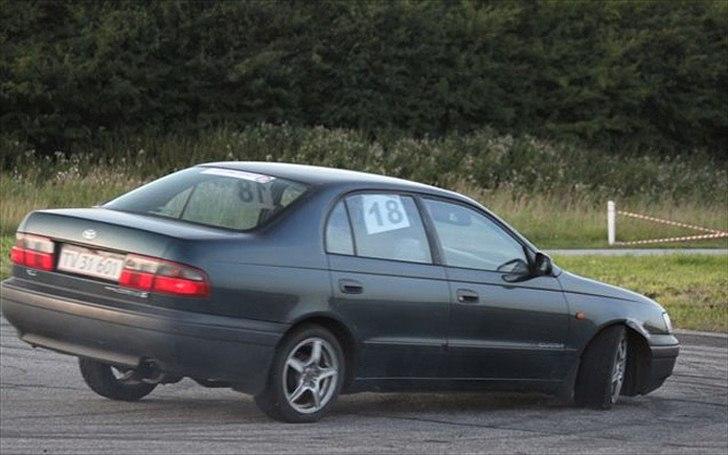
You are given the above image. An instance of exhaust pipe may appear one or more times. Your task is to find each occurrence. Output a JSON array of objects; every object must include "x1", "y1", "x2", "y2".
[{"x1": 137, "y1": 359, "x2": 180, "y2": 384}]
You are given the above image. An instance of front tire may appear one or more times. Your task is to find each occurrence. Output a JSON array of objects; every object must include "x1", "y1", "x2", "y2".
[
  {"x1": 78, "y1": 358, "x2": 157, "y2": 402},
  {"x1": 255, "y1": 324, "x2": 344, "y2": 423},
  {"x1": 574, "y1": 325, "x2": 628, "y2": 409}
]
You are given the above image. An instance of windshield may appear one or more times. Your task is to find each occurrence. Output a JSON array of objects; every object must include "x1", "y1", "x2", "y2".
[{"x1": 104, "y1": 167, "x2": 308, "y2": 230}]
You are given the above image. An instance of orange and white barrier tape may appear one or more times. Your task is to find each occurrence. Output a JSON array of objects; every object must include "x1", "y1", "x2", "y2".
[
  {"x1": 614, "y1": 232, "x2": 727, "y2": 246},
  {"x1": 617, "y1": 210, "x2": 724, "y2": 234},
  {"x1": 607, "y1": 200, "x2": 728, "y2": 246}
]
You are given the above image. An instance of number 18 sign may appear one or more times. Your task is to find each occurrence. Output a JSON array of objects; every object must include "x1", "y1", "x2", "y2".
[{"x1": 361, "y1": 195, "x2": 410, "y2": 234}]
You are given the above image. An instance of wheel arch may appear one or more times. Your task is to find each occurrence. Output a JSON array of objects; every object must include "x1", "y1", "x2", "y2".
[
  {"x1": 284, "y1": 312, "x2": 359, "y2": 391},
  {"x1": 622, "y1": 325, "x2": 652, "y2": 396},
  {"x1": 577, "y1": 318, "x2": 648, "y2": 355},
  {"x1": 574, "y1": 319, "x2": 651, "y2": 397}
]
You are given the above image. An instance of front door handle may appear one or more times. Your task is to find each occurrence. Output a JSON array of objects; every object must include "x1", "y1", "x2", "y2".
[
  {"x1": 456, "y1": 289, "x2": 479, "y2": 304},
  {"x1": 339, "y1": 279, "x2": 364, "y2": 294}
]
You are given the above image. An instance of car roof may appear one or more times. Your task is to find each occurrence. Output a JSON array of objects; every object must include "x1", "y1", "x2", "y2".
[{"x1": 198, "y1": 161, "x2": 468, "y2": 200}]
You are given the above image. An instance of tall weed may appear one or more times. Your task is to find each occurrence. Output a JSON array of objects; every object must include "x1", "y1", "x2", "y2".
[{"x1": 1, "y1": 125, "x2": 726, "y2": 247}]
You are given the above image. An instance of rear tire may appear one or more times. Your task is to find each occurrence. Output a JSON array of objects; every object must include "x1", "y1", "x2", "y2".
[
  {"x1": 574, "y1": 325, "x2": 628, "y2": 409},
  {"x1": 254, "y1": 324, "x2": 344, "y2": 423},
  {"x1": 78, "y1": 358, "x2": 157, "y2": 402}
]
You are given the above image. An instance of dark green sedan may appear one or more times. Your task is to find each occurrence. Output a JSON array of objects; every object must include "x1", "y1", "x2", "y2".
[{"x1": 1, "y1": 162, "x2": 679, "y2": 422}]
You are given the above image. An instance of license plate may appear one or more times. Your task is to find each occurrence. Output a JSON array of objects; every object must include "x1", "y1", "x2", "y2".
[{"x1": 57, "y1": 245, "x2": 125, "y2": 281}]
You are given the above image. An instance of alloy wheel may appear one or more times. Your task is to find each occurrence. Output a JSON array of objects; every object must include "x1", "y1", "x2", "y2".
[
  {"x1": 283, "y1": 337, "x2": 339, "y2": 414},
  {"x1": 610, "y1": 337, "x2": 628, "y2": 403}
]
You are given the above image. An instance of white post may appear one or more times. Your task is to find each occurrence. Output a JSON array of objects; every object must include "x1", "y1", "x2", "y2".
[{"x1": 607, "y1": 200, "x2": 616, "y2": 246}]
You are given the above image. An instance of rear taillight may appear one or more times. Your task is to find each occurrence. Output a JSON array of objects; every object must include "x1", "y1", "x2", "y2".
[
  {"x1": 119, "y1": 254, "x2": 209, "y2": 297},
  {"x1": 9, "y1": 233, "x2": 55, "y2": 271}
]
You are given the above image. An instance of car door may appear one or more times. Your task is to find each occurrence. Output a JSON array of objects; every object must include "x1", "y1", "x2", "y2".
[
  {"x1": 421, "y1": 198, "x2": 571, "y2": 382},
  {"x1": 325, "y1": 193, "x2": 450, "y2": 379}
]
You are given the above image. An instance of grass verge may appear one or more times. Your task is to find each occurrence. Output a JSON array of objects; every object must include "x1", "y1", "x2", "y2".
[
  {"x1": 2, "y1": 171, "x2": 726, "y2": 249},
  {"x1": 0, "y1": 235, "x2": 11, "y2": 281},
  {"x1": 554, "y1": 254, "x2": 727, "y2": 332}
]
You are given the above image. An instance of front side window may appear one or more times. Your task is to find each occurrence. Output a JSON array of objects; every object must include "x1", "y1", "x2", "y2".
[
  {"x1": 423, "y1": 199, "x2": 527, "y2": 272},
  {"x1": 345, "y1": 193, "x2": 431, "y2": 264},
  {"x1": 105, "y1": 167, "x2": 307, "y2": 230}
]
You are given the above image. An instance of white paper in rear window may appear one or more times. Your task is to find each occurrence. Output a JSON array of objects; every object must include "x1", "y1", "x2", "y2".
[{"x1": 200, "y1": 168, "x2": 276, "y2": 183}]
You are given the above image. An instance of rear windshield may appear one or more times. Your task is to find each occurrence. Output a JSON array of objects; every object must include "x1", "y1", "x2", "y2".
[{"x1": 104, "y1": 167, "x2": 308, "y2": 230}]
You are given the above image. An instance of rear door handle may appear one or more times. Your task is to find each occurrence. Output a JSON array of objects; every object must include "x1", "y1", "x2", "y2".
[
  {"x1": 339, "y1": 279, "x2": 364, "y2": 294},
  {"x1": 456, "y1": 289, "x2": 479, "y2": 304}
]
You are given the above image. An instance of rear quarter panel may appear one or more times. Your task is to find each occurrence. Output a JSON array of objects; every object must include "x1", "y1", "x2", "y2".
[{"x1": 165, "y1": 189, "x2": 337, "y2": 324}]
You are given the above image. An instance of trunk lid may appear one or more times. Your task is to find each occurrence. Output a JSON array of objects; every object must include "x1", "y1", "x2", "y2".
[
  {"x1": 12, "y1": 208, "x2": 230, "y2": 311},
  {"x1": 20, "y1": 207, "x2": 232, "y2": 256}
]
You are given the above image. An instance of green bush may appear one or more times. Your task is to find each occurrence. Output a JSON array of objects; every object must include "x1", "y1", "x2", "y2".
[{"x1": 1, "y1": 0, "x2": 726, "y2": 157}]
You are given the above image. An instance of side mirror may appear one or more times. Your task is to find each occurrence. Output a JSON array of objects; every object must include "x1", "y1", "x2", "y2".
[
  {"x1": 500, "y1": 258, "x2": 532, "y2": 282},
  {"x1": 533, "y1": 252, "x2": 553, "y2": 276}
]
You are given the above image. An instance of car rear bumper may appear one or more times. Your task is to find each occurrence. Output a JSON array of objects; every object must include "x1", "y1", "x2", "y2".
[{"x1": 0, "y1": 278, "x2": 286, "y2": 395}]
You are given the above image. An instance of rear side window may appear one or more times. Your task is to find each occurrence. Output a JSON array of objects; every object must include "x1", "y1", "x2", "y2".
[
  {"x1": 104, "y1": 167, "x2": 307, "y2": 230},
  {"x1": 345, "y1": 194, "x2": 431, "y2": 264},
  {"x1": 325, "y1": 202, "x2": 354, "y2": 255}
]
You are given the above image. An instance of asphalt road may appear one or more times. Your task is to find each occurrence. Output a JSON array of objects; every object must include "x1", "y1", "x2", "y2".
[{"x1": 1, "y1": 318, "x2": 726, "y2": 455}]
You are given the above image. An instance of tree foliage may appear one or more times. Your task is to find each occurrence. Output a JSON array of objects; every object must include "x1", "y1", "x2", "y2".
[{"x1": 1, "y1": 0, "x2": 726, "y2": 156}]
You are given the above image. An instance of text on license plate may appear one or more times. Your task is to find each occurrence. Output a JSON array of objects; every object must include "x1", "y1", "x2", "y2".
[{"x1": 57, "y1": 245, "x2": 125, "y2": 281}]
